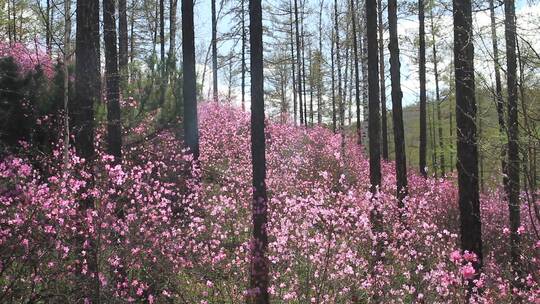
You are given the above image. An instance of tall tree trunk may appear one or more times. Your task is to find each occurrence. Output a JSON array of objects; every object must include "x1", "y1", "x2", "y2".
[
  {"x1": 366, "y1": 0, "x2": 381, "y2": 197},
  {"x1": 503, "y1": 0, "x2": 523, "y2": 287},
  {"x1": 309, "y1": 48, "x2": 314, "y2": 125},
  {"x1": 182, "y1": 0, "x2": 200, "y2": 159},
  {"x1": 129, "y1": 3, "x2": 135, "y2": 66},
  {"x1": 429, "y1": 9, "x2": 445, "y2": 176},
  {"x1": 335, "y1": 0, "x2": 343, "y2": 133},
  {"x1": 118, "y1": 0, "x2": 128, "y2": 84},
  {"x1": 241, "y1": 0, "x2": 247, "y2": 111},
  {"x1": 418, "y1": 0, "x2": 427, "y2": 177},
  {"x1": 104, "y1": 0, "x2": 122, "y2": 162},
  {"x1": 45, "y1": 0, "x2": 51, "y2": 55},
  {"x1": 361, "y1": 11, "x2": 369, "y2": 147},
  {"x1": 289, "y1": 3, "x2": 297, "y2": 124},
  {"x1": 378, "y1": 0, "x2": 388, "y2": 160},
  {"x1": 169, "y1": 0, "x2": 178, "y2": 75},
  {"x1": 318, "y1": 0, "x2": 324, "y2": 125},
  {"x1": 74, "y1": 0, "x2": 101, "y2": 301},
  {"x1": 249, "y1": 1, "x2": 269, "y2": 302},
  {"x1": 301, "y1": 13, "x2": 308, "y2": 125},
  {"x1": 351, "y1": 0, "x2": 361, "y2": 144},
  {"x1": 294, "y1": 0, "x2": 304, "y2": 125},
  {"x1": 212, "y1": 0, "x2": 218, "y2": 101},
  {"x1": 489, "y1": 0, "x2": 509, "y2": 197},
  {"x1": 453, "y1": 0, "x2": 483, "y2": 295},
  {"x1": 159, "y1": 0, "x2": 166, "y2": 105},
  {"x1": 388, "y1": 0, "x2": 407, "y2": 206},
  {"x1": 331, "y1": 27, "x2": 337, "y2": 133},
  {"x1": 62, "y1": 0, "x2": 71, "y2": 164}
]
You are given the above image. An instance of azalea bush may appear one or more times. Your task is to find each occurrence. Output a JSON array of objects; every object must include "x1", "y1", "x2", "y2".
[{"x1": 1, "y1": 102, "x2": 538, "y2": 303}]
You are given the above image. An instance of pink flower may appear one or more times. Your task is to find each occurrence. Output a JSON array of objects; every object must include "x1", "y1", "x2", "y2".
[
  {"x1": 461, "y1": 265, "x2": 476, "y2": 280},
  {"x1": 450, "y1": 250, "x2": 461, "y2": 262}
]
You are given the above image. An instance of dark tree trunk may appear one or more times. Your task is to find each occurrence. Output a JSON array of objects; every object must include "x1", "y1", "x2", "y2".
[
  {"x1": 350, "y1": 0, "x2": 361, "y2": 144},
  {"x1": 378, "y1": 0, "x2": 388, "y2": 160},
  {"x1": 318, "y1": 0, "x2": 324, "y2": 125},
  {"x1": 289, "y1": 3, "x2": 297, "y2": 124},
  {"x1": 169, "y1": 0, "x2": 178, "y2": 75},
  {"x1": 212, "y1": 0, "x2": 218, "y2": 101},
  {"x1": 294, "y1": 0, "x2": 304, "y2": 125},
  {"x1": 159, "y1": 0, "x2": 166, "y2": 105},
  {"x1": 331, "y1": 27, "x2": 337, "y2": 133},
  {"x1": 118, "y1": 0, "x2": 128, "y2": 82},
  {"x1": 429, "y1": 9, "x2": 445, "y2": 176},
  {"x1": 249, "y1": 1, "x2": 270, "y2": 302},
  {"x1": 182, "y1": 0, "x2": 199, "y2": 159},
  {"x1": 503, "y1": 0, "x2": 523, "y2": 286},
  {"x1": 104, "y1": 0, "x2": 122, "y2": 162},
  {"x1": 453, "y1": 0, "x2": 483, "y2": 294},
  {"x1": 419, "y1": 0, "x2": 427, "y2": 177},
  {"x1": 74, "y1": 0, "x2": 100, "y2": 301},
  {"x1": 46, "y1": 0, "x2": 51, "y2": 55},
  {"x1": 309, "y1": 49, "x2": 314, "y2": 125},
  {"x1": 334, "y1": 0, "x2": 343, "y2": 133},
  {"x1": 241, "y1": 0, "x2": 246, "y2": 111},
  {"x1": 388, "y1": 0, "x2": 407, "y2": 207},
  {"x1": 366, "y1": 0, "x2": 381, "y2": 195},
  {"x1": 489, "y1": 0, "x2": 509, "y2": 198}
]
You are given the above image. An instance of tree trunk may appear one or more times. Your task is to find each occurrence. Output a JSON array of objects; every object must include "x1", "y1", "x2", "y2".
[
  {"x1": 318, "y1": 0, "x2": 324, "y2": 125},
  {"x1": 212, "y1": 0, "x2": 218, "y2": 101},
  {"x1": 289, "y1": 2, "x2": 297, "y2": 124},
  {"x1": 104, "y1": 0, "x2": 122, "y2": 162},
  {"x1": 453, "y1": 0, "x2": 483, "y2": 295},
  {"x1": 74, "y1": 0, "x2": 101, "y2": 301},
  {"x1": 351, "y1": 0, "x2": 361, "y2": 144},
  {"x1": 294, "y1": 0, "x2": 304, "y2": 126},
  {"x1": 489, "y1": 0, "x2": 509, "y2": 198},
  {"x1": 388, "y1": 0, "x2": 407, "y2": 206},
  {"x1": 62, "y1": 0, "x2": 71, "y2": 164},
  {"x1": 249, "y1": 1, "x2": 270, "y2": 302},
  {"x1": 418, "y1": 0, "x2": 427, "y2": 177},
  {"x1": 182, "y1": 0, "x2": 200, "y2": 159},
  {"x1": 118, "y1": 0, "x2": 128, "y2": 83},
  {"x1": 335, "y1": 0, "x2": 343, "y2": 133},
  {"x1": 429, "y1": 9, "x2": 445, "y2": 176},
  {"x1": 378, "y1": 0, "x2": 388, "y2": 160},
  {"x1": 331, "y1": 27, "x2": 337, "y2": 133},
  {"x1": 241, "y1": 0, "x2": 247, "y2": 111},
  {"x1": 503, "y1": 0, "x2": 523, "y2": 286}
]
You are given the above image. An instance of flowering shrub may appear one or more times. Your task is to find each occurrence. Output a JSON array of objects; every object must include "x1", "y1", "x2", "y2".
[
  {"x1": 0, "y1": 102, "x2": 538, "y2": 303},
  {"x1": 0, "y1": 41, "x2": 54, "y2": 78}
]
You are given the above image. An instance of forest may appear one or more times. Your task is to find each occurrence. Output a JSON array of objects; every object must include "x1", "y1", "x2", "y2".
[{"x1": 0, "y1": 0, "x2": 539, "y2": 303}]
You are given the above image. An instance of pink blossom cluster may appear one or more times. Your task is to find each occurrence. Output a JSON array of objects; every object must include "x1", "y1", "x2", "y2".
[
  {"x1": 0, "y1": 102, "x2": 538, "y2": 303},
  {"x1": 0, "y1": 41, "x2": 54, "y2": 78}
]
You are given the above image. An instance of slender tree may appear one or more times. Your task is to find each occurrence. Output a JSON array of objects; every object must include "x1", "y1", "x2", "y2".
[
  {"x1": 335, "y1": 0, "x2": 343, "y2": 133},
  {"x1": 366, "y1": 0, "x2": 381, "y2": 195},
  {"x1": 212, "y1": 0, "x2": 219, "y2": 101},
  {"x1": 118, "y1": 0, "x2": 128, "y2": 82},
  {"x1": 74, "y1": 0, "x2": 101, "y2": 301},
  {"x1": 429, "y1": 7, "x2": 445, "y2": 176},
  {"x1": 182, "y1": 0, "x2": 199, "y2": 159},
  {"x1": 241, "y1": 0, "x2": 247, "y2": 110},
  {"x1": 504, "y1": 0, "x2": 523, "y2": 286},
  {"x1": 294, "y1": 0, "x2": 304, "y2": 125},
  {"x1": 104, "y1": 0, "x2": 122, "y2": 162},
  {"x1": 388, "y1": 0, "x2": 407, "y2": 206},
  {"x1": 418, "y1": 0, "x2": 427, "y2": 177},
  {"x1": 378, "y1": 0, "x2": 388, "y2": 160},
  {"x1": 62, "y1": 0, "x2": 71, "y2": 164},
  {"x1": 331, "y1": 25, "x2": 337, "y2": 133},
  {"x1": 249, "y1": 0, "x2": 269, "y2": 302},
  {"x1": 351, "y1": 0, "x2": 361, "y2": 144},
  {"x1": 453, "y1": 0, "x2": 483, "y2": 294}
]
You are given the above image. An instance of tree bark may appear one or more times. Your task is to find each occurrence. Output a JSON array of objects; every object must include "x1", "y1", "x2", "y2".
[
  {"x1": 104, "y1": 0, "x2": 122, "y2": 162},
  {"x1": 453, "y1": 0, "x2": 483, "y2": 295},
  {"x1": 419, "y1": 0, "x2": 427, "y2": 177},
  {"x1": 241, "y1": 0, "x2": 247, "y2": 110},
  {"x1": 294, "y1": 0, "x2": 304, "y2": 125},
  {"x1": 118, "y1": 0, "x2": 129, "y2": 83},
  {"x1": 503, "y1": 0, "x2": 523, "y2": 286},
  {"x1": 388, "y1": 0, "x2": 407, "y2": 206},
  {"x1": 74, "y1": 0, "x2": 101, "y2": 301},
  {"x1": 350, "y1": 0, "x2": 361, "y2": 144},
  {"x1": 378, "y1": 0, "x2": 388, "y2": 160},
  {"x1": 335, "y1": 0, "x2": 343, "y2": 133},
  {"x1": 249, "y1": 0, "x2": 270, "y2": 302},
  {"x1": 212, "y1": 0, "x2": 219, "y2": 101},
  {"x1": 182, "y1": 0, "x2": 200, "y2": 159}
]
